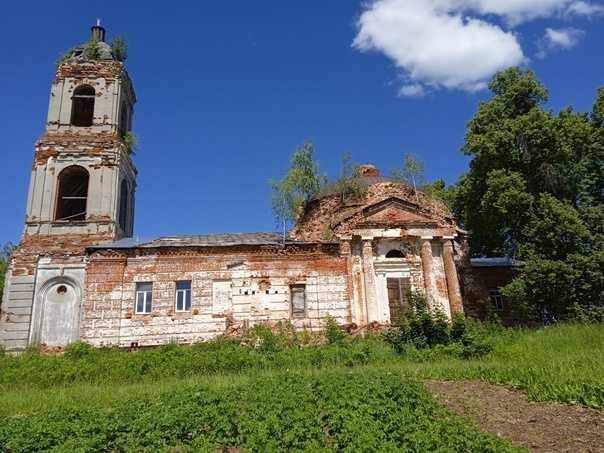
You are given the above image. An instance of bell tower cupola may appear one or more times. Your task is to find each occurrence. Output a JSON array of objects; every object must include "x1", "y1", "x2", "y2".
[{"x1": 25, "y1": 21, "x2": 137, "y2": 244}]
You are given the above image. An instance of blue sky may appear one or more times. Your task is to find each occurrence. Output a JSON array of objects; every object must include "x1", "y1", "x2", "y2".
[{"x1": 1, "y1": 0, "x2": 603, "y2": 244}]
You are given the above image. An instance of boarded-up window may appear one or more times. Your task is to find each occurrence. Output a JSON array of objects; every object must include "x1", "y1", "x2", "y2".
[
  {"x1": 212, "y1": 280, "x2": 232, "y2": 315},
  {"x1": 290, "y1": 284, "x2": 306, "y2": 318},
  {"x1": 387, "y1": 278, "x2": 410, "y2": 324}
]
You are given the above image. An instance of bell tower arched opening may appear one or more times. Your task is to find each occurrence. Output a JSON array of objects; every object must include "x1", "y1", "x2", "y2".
[
  {"x1": 70, "y1": 85, "x2": 95, "y2": 127},
  {"x1": 55, "y1": 166, "x2": 89, "y2": 221}
]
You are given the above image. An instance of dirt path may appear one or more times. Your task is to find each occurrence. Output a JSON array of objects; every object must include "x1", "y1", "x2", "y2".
[{"x1": 426, "y1": 380, "x2": 604, "y2": 453}]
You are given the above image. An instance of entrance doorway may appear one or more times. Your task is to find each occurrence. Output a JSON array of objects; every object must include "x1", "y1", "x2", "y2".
[{"x1": 387, "y1": 277, "x2": 410, "y2": 324}]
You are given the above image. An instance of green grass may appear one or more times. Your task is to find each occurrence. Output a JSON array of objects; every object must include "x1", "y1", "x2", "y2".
[
  {"x1": 0, "y1": 369, "x2": 520, "y2": 452},
  {"x1": 406, "y1": 323, "x2": 604, "y2": 408},
  {"x1": 0, "y1": 323, "x2": 601, "y2": 451}
]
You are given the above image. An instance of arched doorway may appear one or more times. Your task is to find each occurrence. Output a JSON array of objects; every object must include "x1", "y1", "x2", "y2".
[{"x1": 35, "y1": 278, "x2": 81, "y2": 347}]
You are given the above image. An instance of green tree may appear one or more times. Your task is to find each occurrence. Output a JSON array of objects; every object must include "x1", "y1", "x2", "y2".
[
  {"x1": 331, "y1": 152, "x2": 368, "y2": 203},
  {"x1": 455, "y1": 68, "x2": 602, "y2": 256},
  {"x1": 453, "y1": 67, "x2": 604, "y2": 321},
  {"x1": 520, "y1": 194, "x2": 592, "y2": 261},
  {"x1": 271, "y1": 142, "x2": 326, "y2": 236}
]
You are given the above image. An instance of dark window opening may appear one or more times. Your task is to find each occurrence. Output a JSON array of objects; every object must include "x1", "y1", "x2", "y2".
[
  {"x1": 386, "y1": 249, "x2": 404, "y2": 258},
  {"x1": 55, "y1": 166, "x2": 89, "y2": 221},
  {"x1": 71, "y1": 85, "x2": 95, "y2": 127},
  {"x1": 119, "y1": 179, "x2": 129, "y2": 232},
  {"x1": 489, "y1": 288, "x2": 505, "y2": 311},
  {"x1": 119, "y1": 103, "x2": 129, "y2": 136},
  {"x1": 290, "y1": 284, "x2": 306, "y2": 319}
]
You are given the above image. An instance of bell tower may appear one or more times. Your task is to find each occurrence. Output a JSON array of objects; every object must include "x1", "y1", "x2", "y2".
[
  {"x1": 26, "y1": 20, "x2": 137, "y2": 242},
  {"x1": 0, "y1": 22, "x2": 137, "y2": 350}
]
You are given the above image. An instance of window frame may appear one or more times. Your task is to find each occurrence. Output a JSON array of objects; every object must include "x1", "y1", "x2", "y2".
[
  {"x1": 175, "y1": 280, "x2": 192, "y2": 313},
  {"x1": 70, "y1": 85, "x2": 96, "y2": 127},
  {"x1": 54, "y1": 165, "x2": 90, "y2": 222},
  {"x1": 489, "y1": 288, "x2": 505, "y2": 311},
  {"x1": 135, "y1": 282, "x2": 153, "y2": 315},
  {"x1": 290, "y1": 284, "x2": 306, "y2": 319}
]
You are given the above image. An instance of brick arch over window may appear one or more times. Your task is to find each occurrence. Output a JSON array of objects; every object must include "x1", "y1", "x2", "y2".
[
  {"x1": 55, "y1": 166, "x2": 89, "y2": 221},
  {"x1": 119, "y1": 179, "x2": 129, "y2": 232},
  {"x1": 71, "y1": 85, "x2": 95, "y2": 127}
]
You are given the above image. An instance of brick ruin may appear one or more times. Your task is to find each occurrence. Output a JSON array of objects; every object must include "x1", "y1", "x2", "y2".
[{"x1": 0, "y1": 23, "x2": 509, "y2": 351}]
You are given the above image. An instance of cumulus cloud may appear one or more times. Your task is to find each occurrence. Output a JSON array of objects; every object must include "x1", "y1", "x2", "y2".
[
  {"x1": 537, "y1": 27, "x2": 584, "y2": 58},
  {"x1": 353, "y1": 0, "x2": 524, "y2": 93},
  {"x1": 353, "y1": 0, "x2": 602, "y2": 96},
  {"x1": 565, "y1": 0, "x2": 604, "y2": 16}
]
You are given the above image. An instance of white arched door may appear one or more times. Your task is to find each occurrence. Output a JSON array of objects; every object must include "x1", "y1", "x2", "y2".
[{"x1": 37, "y1": 279, "x2": 81, "y2": 347}]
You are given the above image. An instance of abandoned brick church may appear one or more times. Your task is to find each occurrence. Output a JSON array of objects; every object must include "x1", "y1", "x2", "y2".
[{"x1": 0, "y1": 24, "x2": 515, "y2": 351}]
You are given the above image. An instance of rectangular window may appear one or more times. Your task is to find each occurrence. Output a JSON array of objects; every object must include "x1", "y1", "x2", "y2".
[
  {"x1": 135, "y1": 282, "x2": 153, "y2": 314},
  {"x1": 489, "y1": 288, "x2": 504, "y2": 311},
  {"x1": 175, "y1": 281, "x2": 192, "y2": 312},
  {"x1": 290, "y1": 284, "x2": 306, "y2": 319}
]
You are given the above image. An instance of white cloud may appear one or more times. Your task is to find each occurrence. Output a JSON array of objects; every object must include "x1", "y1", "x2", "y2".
[
  {"x1": 460, "y1": 0, "x2": 576, "y2": 25},
  {"x1": 537, "y1": 27, "x2": 584, "y2": 58},
  {"x1": 398, "y1": 84, "x2": 426, "y2": 98},
  {"x1": 565, "y1": 1, "x2": 604, "y2": 16},
  {"x1": 353, "y1": 0, "x2": 601, "y2": 96},
  {"x1": 353, "y1": 0, "x2": 524, "y2": 93}
]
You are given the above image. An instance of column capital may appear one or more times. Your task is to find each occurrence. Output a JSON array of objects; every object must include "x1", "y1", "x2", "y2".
[{"x1": 339, "y1": 240, "x2": 352, "y2": 256}]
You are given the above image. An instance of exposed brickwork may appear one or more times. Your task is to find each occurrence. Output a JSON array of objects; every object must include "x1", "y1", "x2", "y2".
[
  {"x1": 82, "y1": 244, "x2": 350, "y2": 347},
  {"x1": 34, "y1": 131, "x2": 127, "y2": 168},
  {"x1": 291, "y1": 181, "x2": 455, "y2": 241},
  {"x1": 57, "y1": 60, "x2": 124, "y2": 80},
  {"x1": 461, "y1": 266, "x2": 520, "y2": 324},
  {"x1": 10, "y1": 233, "x2": 114, "y2": 277}
]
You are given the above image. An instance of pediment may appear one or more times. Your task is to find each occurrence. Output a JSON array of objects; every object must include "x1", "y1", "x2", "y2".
[
  {"x1": 330, "y1": 197, "x2": 441, "y2": 232},
  {"x1": 358, "y1": 197, "x2": 439, "y2": 227}
]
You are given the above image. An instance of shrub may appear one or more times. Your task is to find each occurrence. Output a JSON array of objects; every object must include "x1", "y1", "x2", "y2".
[
  {"x1": 64, "y1": 341, "x2": 95, "y2": 360},
  {"x1": 111, "y1": 36, "x2": 128, "y2": 62},
  {"x1": 384, "y1": 291, "x2": 492, "y2": 359},
  {"x1": 84, "y1": 39, "x2": 101, "y2": 60},
  {"x1": 323, "y1": 315, "x2": 346, "y2": 344},
  {"x1": 122, "y1": 131, "x2": 138, "y2": 155},
  {"x1": 243, "y1": 324, "x2": 280, "y2": 353}
]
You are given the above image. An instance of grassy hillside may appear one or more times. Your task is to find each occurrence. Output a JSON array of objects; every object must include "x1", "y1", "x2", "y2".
[{"x1": 0, "y1": 323, "x2": 602, "y2": 451}]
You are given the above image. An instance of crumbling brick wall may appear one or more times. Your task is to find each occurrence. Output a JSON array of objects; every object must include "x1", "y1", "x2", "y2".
[
  {"x1": 291, "y1": 181, "x2": 455, "y2": 241},
  {"x1": 82, "y1": 244, "x2": 351, "y2": 347}
]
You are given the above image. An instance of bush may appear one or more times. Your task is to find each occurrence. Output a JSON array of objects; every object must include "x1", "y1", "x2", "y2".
[
  {"x1": 64, "y1": 341, "x2": 95, "y2": 360},
  {"x1": 383, "y1": 291, "x2": 492, "y2": 359},
  {"x1": 323, "y1": 315, "x2": 346, "y2": 344},
  {"x1": 110, "y1": 36, "x2": 128, "y2": 62},
  {"x1": 503, "y1": 251, "x2": 604, "y2": 323}
]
